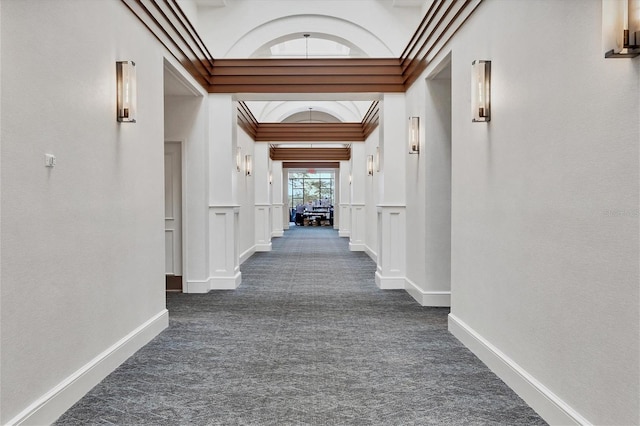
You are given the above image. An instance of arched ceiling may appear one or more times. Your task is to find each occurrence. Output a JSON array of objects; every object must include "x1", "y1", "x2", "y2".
[
  {"x1": 148, "y1": 0, "x2": 482, "y2": 154},
  {"x1": 183, "y1": 0, "x2": 424, "y2": 58},
  {"x1": 176, "y1": 0, "x2": 421, "y2": 127}
]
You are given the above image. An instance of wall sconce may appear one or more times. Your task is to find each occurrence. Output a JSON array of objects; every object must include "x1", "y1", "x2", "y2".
[
  {"x1": 236, "y1": 147, "x2": 242, "y2": 172},
  {"x1": 116, "y1": 61, "x2": 136, "y2": 122},
  {"x1": 245, "y1": 155, "x2": 252, "y2": 176},
  {"x1": 409, "y1": 117, "x2": 420, "y2": 154},
  {"x1": 605, "y1": 0, "x2": 640, "y2": 58},
  {"x1": 375, "y1": 146, "x2": 381, "y2": 171},
  {"x1": 349, "y1": 174, "x2": 352, "y2": 185},
  {"x1": 367, "y1": 155, "x2": 374, "y2": 176},
  {"x1": 471, "y1": 60, "x2": 491, "y2": 122},
  {"x1": 269, "y1": 171, "x2": 273, "y2": 184}
]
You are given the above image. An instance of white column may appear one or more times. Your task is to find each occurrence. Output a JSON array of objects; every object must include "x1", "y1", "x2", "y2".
[
  {"x1": 349, "y1": 143, "x2": 366, "y2": 251},
  {"x1": 254, "y1": 143, "x2": 272, "y2": 251},
  {"x1": 339, "y1": 160, "x2": 351, "y2": 237},
  {"x1": 282, "y1": 167, "x2": 290, "y2": 230},
  {"x1": 271, "y1": 161, "x2": 284, "y2": 237},
  {"x1": 200, "y1": 94, "x2": 241, "y2": 292},
  {"x1": 375, "y1": 93, "x2": 407, "y2": 290},
  {"x1": 333, "y1": 168, "x2": 340, "y2": 230}
]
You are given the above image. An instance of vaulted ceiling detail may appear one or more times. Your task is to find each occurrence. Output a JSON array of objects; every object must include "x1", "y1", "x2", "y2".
[
  {"x1": 122, "y1": 0, "x2": 483, "y2": 93},
  {"x1": 237, "y1": 101, "x2": 379, "y2": 142}
]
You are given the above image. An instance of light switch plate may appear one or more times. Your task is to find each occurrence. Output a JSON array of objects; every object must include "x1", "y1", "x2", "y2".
[{"x1": 45, "y1": 154, "x2": 56, "y2": 167}]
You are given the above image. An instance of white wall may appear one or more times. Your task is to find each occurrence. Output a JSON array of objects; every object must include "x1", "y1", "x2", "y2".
[
  {"x1": 1, "y1": 0, "x2": 169, "y2": 423},
  {"x1": 237, "y1": 127, "x2": 255, "y2": 261},
  {"x1": 364, "y1": 130, "x2": 379, "y2": 260},
  {"x1": 405, "y1": 58, "x2": 452, "y2": 306},
  {"x1": 420, "y1": 0, "x2": 639, "y2": 424}
]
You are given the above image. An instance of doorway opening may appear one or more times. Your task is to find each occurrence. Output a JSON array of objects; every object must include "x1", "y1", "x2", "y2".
[
  {"x1": 424, "y1": 54, "x2": 452, "y2": 305},
  {"x1": 164, "y1": 141, "x2": 183, "y2": 292},
  {"x1": 288, "y1": 170, "x2": 336, "y2": 227}
]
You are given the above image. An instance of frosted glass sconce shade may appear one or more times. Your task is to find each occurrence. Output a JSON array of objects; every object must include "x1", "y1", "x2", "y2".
[
  {"x1": 472, "y1": 60, "x2": 491, "y2": 122},
  {"x1": 236, "y1": 147, "x2": 242, "y2": 172},
  {"x1": 367, "y1": 155, "x2": 374, "y2": 176},
  {"x1": 245, "y1": 155, "x2": 253, "y2": 176},
  {"x1": 409, "y1": 117, "x2": 420, "y2": 154},
  {"x1": 116, "y1": 61, "x2": 136, "y2": 123},
  {"x1": 604, "y1": 0, "x2": 640, "y2": 58}
]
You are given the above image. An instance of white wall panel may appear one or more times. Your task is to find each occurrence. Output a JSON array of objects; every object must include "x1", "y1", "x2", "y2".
[{"x1": 1, "y1": 0, "x2": 169, "y2": 422}]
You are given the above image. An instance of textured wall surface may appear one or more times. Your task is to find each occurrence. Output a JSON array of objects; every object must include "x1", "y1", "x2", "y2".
[
  {"x1": 1, "y1": 0, "x2": 168, "y2": 422},
  {"x1": 439, "y1": 0, "x2": 639, "y2": 424}
]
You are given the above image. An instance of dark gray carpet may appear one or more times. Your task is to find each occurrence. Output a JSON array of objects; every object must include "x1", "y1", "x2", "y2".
[{"x1": 56, "y1": 227, "x2": 546, "y2": 425}]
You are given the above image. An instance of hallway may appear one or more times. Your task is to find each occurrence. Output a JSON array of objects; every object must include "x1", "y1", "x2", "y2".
[{"x1": 56, "y1": 228, "x2": 545, "y2": 425}]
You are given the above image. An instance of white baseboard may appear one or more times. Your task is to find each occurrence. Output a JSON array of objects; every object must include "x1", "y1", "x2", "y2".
[
  {"x1": 271, "y1": 230, "x2": 284, "y2": 238},
  {"x1": 364, "y1": 245, "x2": 377, "y2": 262},
  {"x1": 338, "y1": 230, "x2": 350, "y2": 237},
  {"x1": 184, "y1": 280, "x2": 210, "y2": 293},
  {"x1": 255, "y1": 242, "x2": 272, "y2": 252},
  {"x1": 374, "y1": 271, "x2": 405, "y2": 290},
  {"x1": 7, "y1": 310, "x2": 169, "y2": 426},
  {"x1": 448, "y1": 314, "x2": 590, "y2": 426},
  {"x1": 209, "y1": 271, "x2": 241, "y2": 290},
  {"x1": 240, "y1": 246, "x2": 256, "y2": 264},
  {"x1": 404, "y1": 278, "x2": 451, "y2": 306},
  {"x1": 349, "y1": 242, "x2": 366, "y2": 251}
]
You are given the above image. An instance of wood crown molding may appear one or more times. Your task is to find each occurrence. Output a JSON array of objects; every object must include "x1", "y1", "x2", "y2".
[
  {"x1": 283, "y1": 162, "x2": 341, "y2": 169},
  {"x1": 122, "y1": 0, "x2": 483, "y2": 94},
  {"x1": 271, "y1": 147, "x2": 350, "y2": 161},
  {"x1": 237, "y1": 101, "x2": 379, "y2": 142}
]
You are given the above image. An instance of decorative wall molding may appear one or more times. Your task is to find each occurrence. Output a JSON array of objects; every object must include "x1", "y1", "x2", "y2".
[
  {"x1": 448, "y1": 314, "x2": 591, "y2": 426},
  {"x1": 254, "y1": 205, "x2": 272, "y2": 252},
  {"x1": 375, "y1": 206, "x2": 407, "y2": 290},
  {"x1": 207, "y1": 206, "x2": 241, "y2": 291},
  {"x1": 6, "y1": 310, "x2": 169, "y2": 426}
]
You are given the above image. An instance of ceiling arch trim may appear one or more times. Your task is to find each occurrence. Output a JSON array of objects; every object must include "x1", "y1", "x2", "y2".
[
  {"x1": 253, "y1": 32, "x2": 366, "y2": 59},
  {"x1": 224, "y1": 14, "x2": 394, "y2": 58},
  {"x1": 250, "y1": 100, "x2": 366, "y2": 122}
]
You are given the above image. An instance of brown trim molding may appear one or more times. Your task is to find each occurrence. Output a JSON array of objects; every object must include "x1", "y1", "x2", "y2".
[
  {"x1": 283, "y1": 162, "x2": 341, "y2": 169},
  {"x1": 257, "y1": 123, "x2": 365, "y2": 142},
  {"x1": 122, "y1": 0, "x2": 484, "y2": 94},
  {"x1": 211, "y1": 58, "x2": 405, "y2": 93},
  {"x1": 121, "y1": 0, "x2": 214, "y2": 87},
  {"x1": 237, "y1": 101, "x2": 259, "y2": 139},
  {"x1": 362, "y1": 101, "x2": 380, "y2": 140},
  {"x1": 270, "y1": 147, "x2": 350, "y2": 161},
  {"x1": 238, "y1": 101, "x2": 380, "y2": 142},
  {"x1": 401, "y1": 0, "x2": 483, "y2": 88}
]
